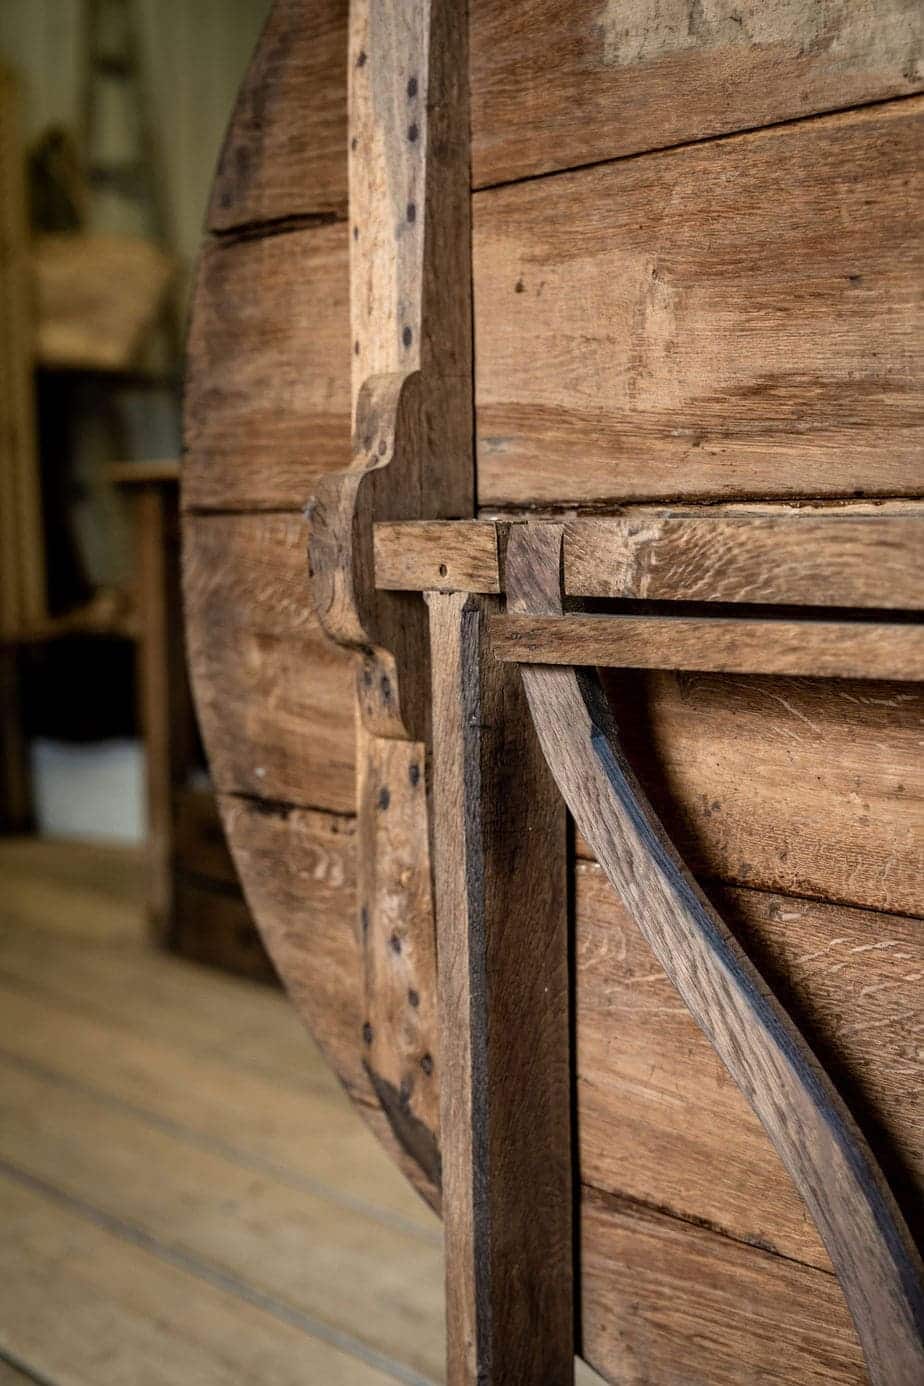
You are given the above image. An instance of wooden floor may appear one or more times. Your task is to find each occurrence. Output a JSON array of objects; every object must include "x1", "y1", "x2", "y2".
[{"x1": 0, "y1": 836, "x2": 446, "y2": 1386}]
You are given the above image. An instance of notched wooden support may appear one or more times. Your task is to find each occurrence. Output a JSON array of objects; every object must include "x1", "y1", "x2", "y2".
[
  {"x1": 507, "y1": 522, "x2": 924, "y2": 1386},
  {"x1": 308, "y1": 0, "x2": 473, "y2": 1199}
]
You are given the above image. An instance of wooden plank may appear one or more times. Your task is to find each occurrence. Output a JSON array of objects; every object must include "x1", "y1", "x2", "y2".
[
  {"x1": 507, "y1": 524, "x2": 924, "y2": 1385},
  {"x1": 216, "y1": 792, "x2": 441, "y2": 1211},
  {"x1": 0, "y1": 1058, "x2": 445, "y2": 1382},
  {"x1": 376, "y1": 508, "x2": 924, "y2": 608},
  {"x1": 0, "y1": 1173, "x2": 398, "y2": 1386},
  {"x1": 183, "y1": 224, "x2": 350, "y2": 511},
  {"x1": 471, "y1": 0, "x2": 924, "y2": 188},
  {"x1": 204, "y1": 0, "x2": 923, "y2": 228},
  {"x1": 427, "y1": 592, "x2": 571, "y2": 1384},
  {"x1": 576, "y1": 866, "x2": 924, "y2": 1271},
  {"x1": 580, "y1": 1188, "x2": 865, "y2": 1386},
  {"x1": 564, "y1": 509, "x2": 924, "y2": 608},
  {"x1": 594, "y1": 668, "x2": 924, "y2": 918},
  {"x1": 474, "y1": 101, "x2": 924, "y2": 506},
  {"x1": 172, "y1": 784, "x2": 239, "y2": 887},
  {"x1": 375, "y1": 519, "x2": 503, "y2": 594},
  {"x1": 184, "y1": 513, "x2": 355, "y2": 813},
  {"x1": 491, "y1": 613, "x2": 924, "y2": 682},
  {"x1": 207, "y1": 0, "x2": 349, "y2": 230}
]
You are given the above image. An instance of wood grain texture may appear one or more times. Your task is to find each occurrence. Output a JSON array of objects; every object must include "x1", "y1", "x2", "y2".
[
  {"x1": 355, "y1": 723, "x2": 440, "y2": 1181},
  {"x1": 188, "y1": 514, "x2": 924, "y2": 916},
  {"x1": 475, "y1": 101, "x2": 924, "y2": 506},
  {"x1": 580, "y1": 1188, "x2": 866, "y2": 1386},
  {"x1": 492, "y1": 612, "x2": 924, "y2": 682},
  {"x1": 576, "y1": 867, "x2": 924, "y2": 1271},
  {"x1": 375, "y1": 519, "x2": 503, "y2": 594},
  {"x1": 376, "y1": 508, "x2": 924, "y2": 608},
  {"x1": 215, "y1": 792, "x2": 440, "y2": 1211},
  {"x1": 208, "y1": 0, "x2": 348, "y2": 229},
  {"x1": 184, "y1": 512, "x2": 355, "y2": 814},
  {"x1": 593, "y1": 668, "x2": 924, "y2": 918},
  {"x1": 428, "y1": 592, "x2": 571, "y2": 1385},
  {"x1": 202, "y1": 0, "x2": 923, "y2": 227},
  {"x1": 471, "y1": 0, "x2": 924, "y2": 188},
  {"x1": 183, "y1": 224, "x2": 350, "y2": 512},
  {"x1": 508, "y1": 523, "x2": 924, "y2": 1385}
]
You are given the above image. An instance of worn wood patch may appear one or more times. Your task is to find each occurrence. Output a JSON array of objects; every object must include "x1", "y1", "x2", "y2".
[
  {"x1": 577, "y1": 866, "x2": 924, "y2": 1271},
  {"x1": 202, "y1": 0, "x2": 923, "y2": 229},
  {"x1": 207, "y1": 0, "x2": 349, "y2": 229},
  {"x1": 580, "y1": 1188, "x2": 865, "y2": 1386},
  {"x1": 183, "y1": 513, "x2": 354, "y2": 814},
  {"x1": 471, "y1": 0, "x2": 924, "y2": 187},
  {"x1": 593, "y1": 669, "x2": 924, "y2": 918},
  {"x1": 474, "y1": 101, "x2": 924, "y2": 505},
  {"x1": 183, "y1": 226, "x2": 350, "y2": 512}
]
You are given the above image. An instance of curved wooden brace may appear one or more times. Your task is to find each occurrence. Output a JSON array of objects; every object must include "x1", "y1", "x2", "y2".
[{"x1": 506, "y1": 522, "x2": 924, "y2": 1386}]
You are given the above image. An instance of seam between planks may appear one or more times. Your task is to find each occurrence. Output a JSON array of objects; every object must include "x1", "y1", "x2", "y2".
[{"x1": 471, "y1": 88, "x2": 924, "y2": 197}]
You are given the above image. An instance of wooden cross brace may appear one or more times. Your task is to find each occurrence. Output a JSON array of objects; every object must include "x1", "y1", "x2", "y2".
[{"x1": 308, "y1": 3, "x2": 924, "y2": 1381}]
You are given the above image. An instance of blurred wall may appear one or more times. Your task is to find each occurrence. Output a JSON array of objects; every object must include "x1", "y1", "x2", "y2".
[{"x1": 0, "y1": 0, "x2": 271, "y2": 278}]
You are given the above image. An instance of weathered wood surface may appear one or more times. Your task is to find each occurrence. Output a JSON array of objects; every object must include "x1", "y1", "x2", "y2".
[
  {"x1": 183, "y1": 225, "x2": 350, "y2": 512},
  {"x1": 507, "y1": 523, "x2": 924, "y2": 1385},
  {"x1": 209, "y1": 0, "x2": 349, "y2": 229},
  {"x1": 188, "y1": 516, "x2": 924, "y2": 918},
  {"x1": 187, "y1": 99, "x2": 924, "y2": 512},
  {"x1": 184, "y1": 513, "x2": 354, "y2": 814},
  {"x1": 580, "y1": 1188, "x2": 866, "y2": 1386},
  {"x1": 428, "y1": 592, "x2": 572, "y2": 1384},
  {"x1": 377, "y1": 508, "x2": 924, "y2": 609},
  {"x1": 492, "y1": 612, "x2": 924, "y2": 682},
  {"x1": 212, "y1": 786, "x2": 924, "y2": 1270},
  {"x1": 202, "y1": 0, "x2": 924, "y2": 230},
  {"x1": 577, "y1": 866, "x2": 924, "y2": 1270},
  {"x1": 211, "y1": 788, "x2": 924, "y2": 1381},
  {"x1": 474, "y1": 101, "x2": 924, "y2": 506},
  {"x1": 303, "y1": 0, "x2": 476, "y2": 1265}
]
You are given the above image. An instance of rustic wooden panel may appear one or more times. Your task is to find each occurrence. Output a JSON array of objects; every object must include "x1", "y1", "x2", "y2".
[
  {"x1": 191, "y1": 526, "x2": 923, "y2": 914},
  {"x1": 580, "y1": 1188, "x2": 864, "y2": 1386},
  {"x1": 207, "y1": 0, "x2": 348, "y2": 229},
  {"x1": 597, "y1": 669, "x2": 924, "y2": 918},
  {"x1": 183, "y1": 225, "x2": 350, "y2": 511},
  {"x1": 474, "y1": 101, "x2": 924, "y2": 506},
  {"x1": 471, "y1": 0, "x2": 924, "y2": 188},
  {"x1": 215, "y1": 792, "x2": 440, "y2": 1211},
  {"x1": 576, "y1": 864, "x2": 924, "y2": 1272},
  {"x1": 184, "y1": 513, "x2": 355, "y2": 813},
  {"x1": 171, "y1": 875, "x2": 275, "y2": 985},
  {"x1": 203, "y1": 0, "x2": 923, "y2": 228}
]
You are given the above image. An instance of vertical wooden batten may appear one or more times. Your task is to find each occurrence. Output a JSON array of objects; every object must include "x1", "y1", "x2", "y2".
[{"x1": 427, "y1": 591, "x2": 572, "y2": 1384}]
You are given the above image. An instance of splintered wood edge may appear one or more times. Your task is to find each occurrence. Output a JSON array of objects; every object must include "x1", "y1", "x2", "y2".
[{"x1": 374, "y1": 509, "x2": 924, "y2": 609}]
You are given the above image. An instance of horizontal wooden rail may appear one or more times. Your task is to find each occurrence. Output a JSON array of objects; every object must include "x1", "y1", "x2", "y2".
[
  {"x1": 490, "y1": 614, "x2": 924, "y2": 681},
  {"x1": 373, "y1": 508, "x2": 924, "y2": 608}
]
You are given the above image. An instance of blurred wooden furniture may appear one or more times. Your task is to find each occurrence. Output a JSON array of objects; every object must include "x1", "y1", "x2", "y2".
[
  {"x1": 0, "y1": 69, "x2": 46, "y2": 832},
  {"x1": 110, "y1": 461, "x2": 271, "y2": 981}
]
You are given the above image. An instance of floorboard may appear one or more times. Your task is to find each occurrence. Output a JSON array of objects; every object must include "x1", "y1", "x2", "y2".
[{"x1": 0, "y1": 837, "x2": 604, "y2": 1386}]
